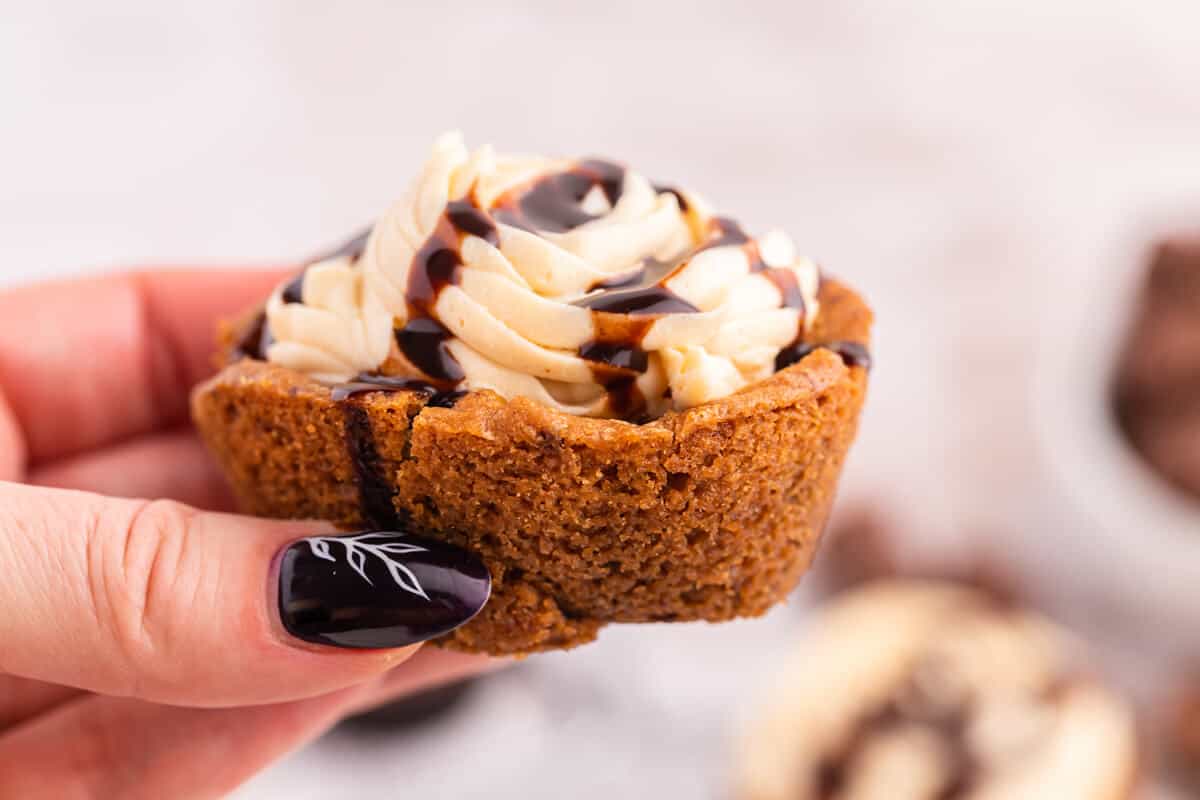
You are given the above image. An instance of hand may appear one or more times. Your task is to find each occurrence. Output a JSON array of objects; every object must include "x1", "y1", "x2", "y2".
[{"x1": 0, "y1": 269, "x2": 497, "y2": 798}]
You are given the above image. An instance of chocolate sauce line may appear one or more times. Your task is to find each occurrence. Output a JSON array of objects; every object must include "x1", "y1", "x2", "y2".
[
  {"x1": 572, "y1": 216, "x2": 800, "y2": 319},
  {"x1": 565, "y1": 214, "x2": 824, "y2": 417},
  {"x1": 577, "y1": 340, "x2": 650, "y2": 373},
  {"x1": 762, "y1": 267, "x2": 804, "y2": 310},
  {"x1": 231, "y1": 310, "x2": 272, "y2": 361},
  {"x1": 493, "y1": 158, "x2": 626, "y2": 234},
  {"x1": 280, "y1": 274, "x2": 306, "y2": 304},
  {"x1": 233, "y1": 228, "x2": 373, "y2": 360},
  {"x1": 340, "y1": 399, "x2": 402, "y2": 530},
  {"x1": 398, "y1": 198, "x2": 497, "y2": 383},
  {"x1": 567, "y1": 216, "x2": 742, "y2": 389},
  {"x1": 775, "y1": 340, "x2": 872, "y2": 372},
  {"x1": 395, "y1": 318, "x2": 465, "y2": 384},
  {"x1": 282, "y1": 226, "x2": 373, "y2": 306},
  {"x1": 331, "y1": 373, "x2": 466, "y2": 407},
  {"x1": 568, "y1": 215, "x2": 818, "y2": 414},
  {"x1": 333, "y1": 375, "x2": 465, "y2": 528},
  {"x1": 652, "y1": 183, "x2": 689, "y2": 212}
]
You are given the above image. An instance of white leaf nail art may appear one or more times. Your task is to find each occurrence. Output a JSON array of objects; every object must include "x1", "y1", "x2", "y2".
[
  {"x1": 305, "y1": 532, "x2": 431, "y2": 600},
  {"x1": 310, "y1": 538, "x2": 333, "y2": 561},
  {"x1": 376, "y1": 542, "x2": 428, "y2": 555},
  {"x1": 348, "y1": 547, "x2": 371, "y2": 585}
]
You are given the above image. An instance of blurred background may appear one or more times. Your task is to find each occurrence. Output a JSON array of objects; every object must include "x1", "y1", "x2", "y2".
[{"x1": 3, "y1": 1, "x2": 1200, "y2": 797}]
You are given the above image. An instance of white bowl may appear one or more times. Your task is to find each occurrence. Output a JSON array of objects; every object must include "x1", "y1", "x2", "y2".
[{"x1": 1035, "y1": 201, "x2": 1200, "y2": 659}]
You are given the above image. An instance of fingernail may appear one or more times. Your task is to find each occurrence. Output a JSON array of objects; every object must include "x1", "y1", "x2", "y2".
[{"x1": 278, "y1": 531, "x2": 491, "y2": 649}]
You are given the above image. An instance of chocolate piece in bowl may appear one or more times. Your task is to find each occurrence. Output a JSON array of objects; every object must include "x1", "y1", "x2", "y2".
[
  {"x1": 1113, "y1": 237, "x2": 1200, "y2": 501},
  {"x1": 192, "y1": 132, "x2": 872, "y2": 655}
]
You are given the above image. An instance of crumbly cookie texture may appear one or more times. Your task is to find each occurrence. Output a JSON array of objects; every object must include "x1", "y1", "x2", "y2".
[{"x1": 192, "y1": 279, "x2": 870, "y2": 654}]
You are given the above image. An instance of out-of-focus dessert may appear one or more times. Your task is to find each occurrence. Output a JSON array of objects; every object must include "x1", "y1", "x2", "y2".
[
  {"x1": 1162, "y1": 676, "x2": 1200, "y2": 793},
  {"x1": 193, "y1": 133, "x2": 872, "y2": 654},
  {"x1": 735, "y1": 581, "x2": 1139, "y2": 800},
  {"x1": 813, "y1": 508, "x2": 1021, "y2": 604},
  {"x1": 739, "y1": 509, "x2": 1140, "y2": 799},
  {"x1": 1113, "y1": 237, "x2": 1200, "y2": 502}
]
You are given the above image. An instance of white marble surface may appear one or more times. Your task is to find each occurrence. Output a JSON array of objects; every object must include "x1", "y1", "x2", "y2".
[{"x1": 4, "y1": 2, "x2": 1200, "y2": 797}]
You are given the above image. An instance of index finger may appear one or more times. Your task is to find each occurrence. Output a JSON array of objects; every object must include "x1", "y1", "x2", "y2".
[{"x1": 0, "y1": 267, "x2": 287, "y2": 471}]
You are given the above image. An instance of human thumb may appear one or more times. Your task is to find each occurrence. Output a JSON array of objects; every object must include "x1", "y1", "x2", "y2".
[{"x1": 0, "y1": 482, "x2": 489, "y2": 706}]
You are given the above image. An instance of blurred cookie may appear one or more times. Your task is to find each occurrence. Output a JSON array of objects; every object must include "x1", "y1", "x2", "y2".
[
  {"x1": 735, "y1": 581, "x2": 1138, "y2": 800},
  {"x1": 1161, "y1": 676, "x2": 1200, "y2": 792}
]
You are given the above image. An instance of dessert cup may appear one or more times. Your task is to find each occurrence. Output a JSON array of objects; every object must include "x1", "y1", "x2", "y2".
[
  {"x1": 193, "y1": 133, "x2": 872, "y2": 654},
  {"x1": 193, "y1": 278, "x2": 870, "y2": 654}
]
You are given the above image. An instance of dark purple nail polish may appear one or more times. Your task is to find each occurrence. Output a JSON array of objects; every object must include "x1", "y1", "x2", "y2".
[{"x1": 278, "y1": 531, "x2": 490, "y2": 649}]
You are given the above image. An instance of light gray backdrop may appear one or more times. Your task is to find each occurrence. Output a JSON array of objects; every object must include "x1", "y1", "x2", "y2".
[{"x1": 3, "y1": 2, "x2": 1199, "y2": 797}]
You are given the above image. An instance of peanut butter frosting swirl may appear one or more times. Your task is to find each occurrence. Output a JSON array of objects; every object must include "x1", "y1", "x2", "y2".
[{"x1": 263, "y1": 132, "x2": 823, "y2": 420}]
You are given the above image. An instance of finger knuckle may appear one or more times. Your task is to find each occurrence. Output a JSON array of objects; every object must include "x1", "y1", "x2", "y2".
[{"x1": 86, "y1": 498, "x2": 199, "y2": 692}]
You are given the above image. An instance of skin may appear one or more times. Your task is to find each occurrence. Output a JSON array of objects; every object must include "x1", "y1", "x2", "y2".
[{"x1": 0, "y1": 269, "x2": 499, "y2": 798}]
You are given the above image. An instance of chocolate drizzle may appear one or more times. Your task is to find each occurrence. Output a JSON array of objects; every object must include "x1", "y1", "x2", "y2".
[
  {"x1": 231, "y1": 311, "x2": 273, "y2": 361},
  {"x1": 574, "y1": 286, "x2": 698, "y2": 316},
  {"x1": 706, "y1": 215, "x2": 754, "y2": 250},
  {"x1": 331, "y1": 373, "x2": 466, "y2": 407},
  {"x1": 493, "y1": 159, "x2": 626, "y2": 233},
  {"x1": 708, "y1": 217, "x2": 809, "y2": 314},
  {"x1": 775, "y1": 340, "x2": 872, "y2": 372},
  {"x1": 405, "y1": 198, "x2": 498, "y2": 317},
  {"x1": 564, "y1": 214, "x2": 827, "y2": 418},
  {"x1": 395, "y1": 318, "x2": 465, "y2": 384},
  {"x1": 444, "y1": 199, "x2": 500, "y2": 245},
  {"x1": 284, "y1": 226, "x2": 373, "y2": 306},
  {"x1": 573, "y1": 288, "x2": 693, "y2": 418},
  {"x1": 332, "y1": 374, "x2": 466, "y2": 528},
  {"x1": 567, "y1": 218, "x2": 746, "y2": 364},
  {"x1": 575, "y1": 320, "x2": 657, "y2": 419},
  {"x1": 578, "y1": 339, "x2": 650, "y2": 373},
  {"x1": 762, "y1": 268, "x2": 804, "y2": 309},
  {"x1": 652, "y1": 183, "x2": 689, "y2": 212},
  {"x1": 406, "y1": 214, "x2": 467, "y2": 315},
  {"x1": 228, "y1": 228, "x2": 372, "y2": 365},
  {"x1": 396, "y1": 198, "x2": 498, "y2": 383},
  {"x1": 340, "y1": 400, "x2": 402, "y2": 529},
  {"x1": 280, "y1": 273, "x2": 306, "y2": 304}
]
